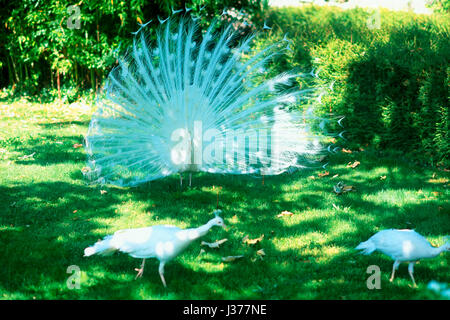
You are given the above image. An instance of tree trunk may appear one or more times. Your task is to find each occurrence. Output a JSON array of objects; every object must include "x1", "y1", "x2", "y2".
[{"x1": 57, "y1": 70, "x2": 61, "y2": 100}]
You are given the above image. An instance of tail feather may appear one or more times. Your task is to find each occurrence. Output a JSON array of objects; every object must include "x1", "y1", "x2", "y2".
[
  {"x1": 84, "y1": 236, "x2": 116, "y2": 257},
  {"x1": 84, "y1": 16, "x2": 340, "y2": 187},
  {"x1": 355, "y1": 239, "x2": 376, "y2": 255}
]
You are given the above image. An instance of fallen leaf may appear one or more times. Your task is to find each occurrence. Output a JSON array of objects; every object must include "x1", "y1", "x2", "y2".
[
  {"x1": 347, "y1": 161, "x2": 360, "y2": 168},
  {"x1": 256, "y1": 249, "x2": 265, "y2": 260},
  {"x1": 230, "y1": 215, "x2": 239, "y2": 223},
  {"x1": 277, "y1": 211, "x2": 293, "y2": 218},
  {"x1": 333, "y1": 182, "x2": 356, "y2": 195},
  {"x1": 18, "y1": 152, "x2": 36, "y2": 160},
  {"x1": 380, "y1": 175, "x2": 387, "y2": 180},
  {"x1": 342, "y1": 185, "x2": 356, "y2": 192},
  {"x1": 341, "y1": 148, "x2": 352, "y2": 153},
  {"x1": 221, "y1": 255, "x2": 244, "y2": 262},
  {"x1": 308, "y1": 175, "x2": 316, "y2": 180},
  {"x1": 100, "y1": 190, "x2": 107, "y2": 195},
  {"x1": 73, "y1": 143, "x2": 83, "y2": 148},
  {"x1": 243, "y1": 234, "x2": 264, "y2": 245},
  {"x1": 332, "y1": 174, "x2": 339, "y2": 179},
  {"x1": 318, "y1": 171, "x2": 329, "y2": 178},
  {"x1": 201, "y1": 238, "x2": 228, "y2": 249},
  {"x1": 81, "y1": 167, "x2": 90, "y2": 173}
]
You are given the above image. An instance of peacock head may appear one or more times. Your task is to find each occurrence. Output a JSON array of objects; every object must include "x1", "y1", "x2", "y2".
[{"x1": 209, "y1": 209, "x2": 226, "y2": 230}]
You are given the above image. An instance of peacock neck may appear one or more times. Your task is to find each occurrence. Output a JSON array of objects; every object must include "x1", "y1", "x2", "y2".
[
  {"x1": 428, "y1": 245, "x2": 446, "y2": 258},
  {"x1": 188, "y1": 222, "x2": 213, "y2": 240}
]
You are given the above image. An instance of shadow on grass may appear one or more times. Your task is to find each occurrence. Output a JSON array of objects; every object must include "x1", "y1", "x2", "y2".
[
  {"x1": 1, "y1": 147, "x2": 448, "y2": 299},
  {"x1": 8, "y1": 134, "x2": 86, "y2": 166}
]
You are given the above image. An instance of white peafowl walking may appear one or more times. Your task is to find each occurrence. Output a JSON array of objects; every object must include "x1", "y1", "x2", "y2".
[
  {"x1": 356, "y1": 229, "x2": 450, "y2": 287},
  {"x1": 84, "y1": 209, "x2": 226, "y2": 287},
  {"x1": 84, "y1": 13, "x2": 339, "y2": 187}
]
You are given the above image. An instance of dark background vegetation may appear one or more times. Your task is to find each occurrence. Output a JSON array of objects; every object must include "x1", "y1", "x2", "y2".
[{"x1": 0, "y1": 0, "x2": 448, "y2": 166}]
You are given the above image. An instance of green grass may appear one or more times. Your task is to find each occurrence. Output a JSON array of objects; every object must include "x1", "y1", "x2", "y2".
[{"x1": 0, "y1": 99, "x2": 449, "y2": 300}]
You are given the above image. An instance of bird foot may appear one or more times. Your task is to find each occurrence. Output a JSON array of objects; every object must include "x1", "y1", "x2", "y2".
[{"x1": 135, "y1": 268, "x2": 144, "y2": 279}]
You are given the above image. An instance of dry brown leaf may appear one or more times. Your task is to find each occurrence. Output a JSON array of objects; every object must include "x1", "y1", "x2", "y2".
[
  {"x1": 277, "y1": 211, "x2": 293, "y2": 218},
  {"x1": 341, "y1": 148, "x2": 352, "y2": 153},
  {"x1": 347, "y1": 161, "x2": 360, "y2": 168},
  {"x1": 243, "y1": 234, "x2": 264, "y2": 245},
  {"x1": 100, "y1": 190, "x2": 107, "y2": 195},
  {"x1": 318, "y1": 171, "x2": 329, "y2": 178},
  {"x1": 201, "y1": 238, "x2": 228, "y2": 249},
  {"x1": 332, "y1": 174, "x2": 339, "y2": 179},
  {"x1": 73, "y1": 143, "x2": 83, "y2": 148},
  {"x1": 81, "y1": 167, "x2": 90, "y2": 173},
  {"x1": 256, "y1": 249, "x2": 266, "y2": 260},
  {"x1": 342, "y1": 185, "x2": 356, "y2": 192},
  {"x1": 333, "y1": 182, "x2": 356, "y2": 195},
  {"x1": 221, "y1": 255, "x2": 244, "y2": 262}
]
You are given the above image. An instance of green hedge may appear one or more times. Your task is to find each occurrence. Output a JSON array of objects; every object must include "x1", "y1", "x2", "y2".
[{"x1": 265, "y1": 6, "x2": 449, "y2": 166}]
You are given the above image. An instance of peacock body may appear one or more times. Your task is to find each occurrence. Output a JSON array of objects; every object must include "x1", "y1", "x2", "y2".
[
  {"x1": 84, "y1": 210, "x2": 226, "y2": 286},
  {"x1": 84, "y1": 14, "x2": 336, "y2": 187}
]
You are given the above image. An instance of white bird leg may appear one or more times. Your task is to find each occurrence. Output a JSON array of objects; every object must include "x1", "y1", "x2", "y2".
[
  {"x1": 189, "y1": 173, "x2": 192, "y2": 187},
  {"x1": 135, "y1": 258, "x2": 146, "y2": 279},
  {"x1": 390, "y1": 260, "x2": 400, "y2": 282},
  {"x1": 408, "y1": 262, "x2": 417, "y2": 287},
  {"x1": 179, "y1": 174, "x2": 183, "y2": 188},
  {"x1": 159, "y1": 262, "x2": 167, "y2": 287}
]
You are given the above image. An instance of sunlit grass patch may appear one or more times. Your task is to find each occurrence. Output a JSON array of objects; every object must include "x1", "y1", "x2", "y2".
[{"x1": 0, "y1": 99, "x2": 449, "y2": 300}]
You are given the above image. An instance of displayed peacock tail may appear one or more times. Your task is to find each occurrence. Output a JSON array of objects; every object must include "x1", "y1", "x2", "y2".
[{"x1": 84, "y1": 13, "x2": 341, "y2": 187}]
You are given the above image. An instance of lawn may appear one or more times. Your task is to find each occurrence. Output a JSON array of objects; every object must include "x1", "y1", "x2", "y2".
[{"x1": 0, "y1": 99, "x2": 448, "y2": 299}]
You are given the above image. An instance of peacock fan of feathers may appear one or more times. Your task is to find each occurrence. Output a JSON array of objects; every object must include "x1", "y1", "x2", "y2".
[{"x1": 84, "y1": 15, "x2": 342, "y2": 187}]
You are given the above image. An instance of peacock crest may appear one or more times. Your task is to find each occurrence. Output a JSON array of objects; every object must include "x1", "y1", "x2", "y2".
[{"x1": 84, "y1": 13, "x2": 340, "y2": 187}]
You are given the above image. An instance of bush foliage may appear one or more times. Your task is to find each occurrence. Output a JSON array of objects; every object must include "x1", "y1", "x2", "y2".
[
  {"x1": 265, "y1": 6, "x2": 449, "y2": 166},
  {"x1": 0, "y1": 0, "x2": 267, "y2": 99}
]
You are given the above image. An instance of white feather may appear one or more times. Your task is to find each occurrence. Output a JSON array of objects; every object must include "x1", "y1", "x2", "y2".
[{"x1": 84, "y1": 17, "x2": 334, "y2": 186}]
